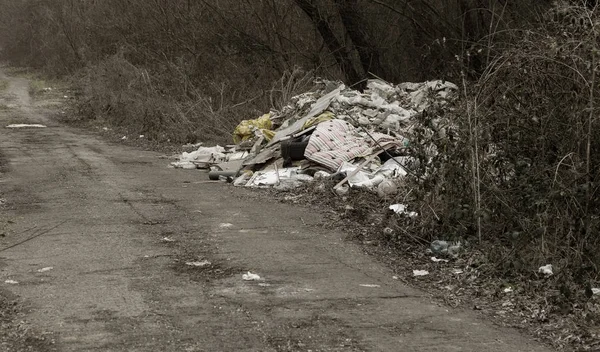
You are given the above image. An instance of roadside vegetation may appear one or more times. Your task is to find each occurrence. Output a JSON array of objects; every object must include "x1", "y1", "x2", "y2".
[{"x1": 1, "y1": 0, "x2": 599, "y2": 349}]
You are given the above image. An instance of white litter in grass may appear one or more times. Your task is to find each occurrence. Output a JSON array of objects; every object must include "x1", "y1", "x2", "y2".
[
  {"x1": 413, "y1": 270, "x2": 429, "y2": 277},
  {"x1": 186, "y1": 260, "x2": 211, "y2": 267},
  {"x1": 258, "y1": 283, "x2": 271, "y2": 287},
  {"x1": 121, "y1": 136, "x2": 127, "y2": 140},
  {"x1": 6, "y1": 124, "x2": 47, "y2": 128},
  {"x1": 452, "y1": 269, "x2": 464, "y2": 275},
  {"x1": 431, "y1": 257, "x2": 449, "y2": 263},
  {"x1": 4, "y1": 280, "x2": 18, "y2": 284},
  {"x1": 392, "y1": 275, "x2": 399, "y2": 280},
  {"x1": 360, "y1": 284, "x2": 381, "y2": 288},
  {"x1": 592, "y1": 288, "x2": 600, "y2": 295},
  {"x1": 503, "y1": 287, "x2": 514, "y2": 293},
  {"x1": 538, "y1": 264, "x2": 553, "y2": 276},
  {"x1": 139, "y1": 135, "x2": 145, "y2": 138},
  {"x1": 389, "y1": 204, "x2": 418, "y2": 217},
  {"x1": 161, "y1": 237, "x2": 175, "y2": 243},
  {"x1": 242, "y1": 271, "x2": 261, "y2": 281},
  {"x1": 219, "y1": 223, "x2": 234, "y2": 228},
  {"x1": 37, "y1": 267, "x2": 53, "y2": 273}
]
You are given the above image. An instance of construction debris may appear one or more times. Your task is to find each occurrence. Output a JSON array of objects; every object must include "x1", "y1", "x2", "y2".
[{"x1": 171, "y1": 78, "x2": 457, "y2": 196}]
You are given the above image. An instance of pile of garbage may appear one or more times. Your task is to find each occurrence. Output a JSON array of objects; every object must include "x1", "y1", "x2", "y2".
[{"x1": 170, "y1": 78, "x2": 457, "y2": 196}]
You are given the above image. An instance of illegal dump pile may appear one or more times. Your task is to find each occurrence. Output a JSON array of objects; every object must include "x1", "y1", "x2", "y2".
[{"x1": 171, "y1": 79, "x2": 457, "y2": 196}]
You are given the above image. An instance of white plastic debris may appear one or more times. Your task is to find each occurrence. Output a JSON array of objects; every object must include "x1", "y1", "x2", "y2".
[
  {"x1": 413, "y1": 270, "x2": 429, "y2": 277},
  {"x1": 37, "y1": 267, "x2": 53, "y2": 273},
  {"x1": 4, "y1": 280, "x2": 18, "y2": 284},
  {"x1": 592, "y1": 288, "x2": 600, "y2": 295},
  {"x1": 389, "y1": 204, "x2": 419, "y2": 218},
  {"x1": 503, "y1": 287, "x2": 514, "y2": 293},
  {"x1": 186, "y1": 260, "x2": 211, "y2": 267},
  {"x1": 452, "y1": 269, "x2": 464, "y2": 275},
  {"x1": 219, "y1": 223, "x2": 234, "y2": 228},
  {"x1": 171, "y1": 145, "x2": 227, "y2": 169},
  {"x1": 431, "y1": 257, "x2": 449, "y2": 263},
  {"x1": 313, "y1": 171, "x2": 331, "y2": 179},
  {"x1": 6, "y1": 124, "x2": 47, "y2": 128},
  {"x1": 538, "y1": 264, "x2": 553, "y2": 276},
  {"x1": 242, "y1": 271, "x2": 261, "y2": 281},
  {"x1": 246, "y1": 167, "x2": 313, "y2": 188},
  {"x1": 360, "y1": 284, "x2": 381, "y2": 288},
  {"x1": 377, "y1": 179, "x2": 398, "y2": 198},
  {"x1": 161, "y1": 237, "x2": 175, "y2": 243},
  {"x1": 121, "y1": 136, "x2": 127, "y2": 140},
  {"x1": 139, "y1": 135, "x2": 145, "y2": 138},
  {"x1": 334, "y1": 184, "x2": 350, "y2": 196}
]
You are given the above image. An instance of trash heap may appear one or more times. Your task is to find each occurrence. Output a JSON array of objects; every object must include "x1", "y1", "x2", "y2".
[{"x1": 171, "y1": 78, "x2": 458, "y2": 195}]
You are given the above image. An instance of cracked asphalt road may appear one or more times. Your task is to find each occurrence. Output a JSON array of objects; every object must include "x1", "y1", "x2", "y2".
[{"x1": 0, "y1": 68, "x2": 553, "y2": 351}]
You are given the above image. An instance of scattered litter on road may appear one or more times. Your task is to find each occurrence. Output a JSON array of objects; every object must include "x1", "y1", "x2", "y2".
[
  {"x1": 431, "y1": 257, "x2": 449, "y2": 263},
  {"x1": 242, "y1": 271, "x2": 261, "y2": 281},
  {"x1": 219, "y1": 223, "x2": 234, "y2": 228},
  {"x1": 360, "y1": 284, "x2": 381, "y2": 288},
  {"x1": 186, "y1": 260, "x2": 211, "y2": 267},
  {"x1": 4, "y1": 279, "x2": 18, "y2": 284},
  {"x1": 6, "y1": 124, "x2": 47, "y2": 128},
  {"x1": 413, "y1": 270, "x2": 429, "y2": 277},
  {"x1": 161, "y1": 237, "x2": 175, "y2": 243},
  {"x1": 37, "y1": 267, "x2": 53, "y2": 273},
  {"x1": 538, "y1": 264, "x2": 554, "y2": 276}
]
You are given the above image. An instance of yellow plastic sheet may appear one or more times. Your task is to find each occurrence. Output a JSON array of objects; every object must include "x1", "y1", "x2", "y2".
[
  {"x1": 302, "y1": 111, "x2": 334, "y2": 130},
  {"x1": 233, "y1": 113, "x2": 273, "y2": 143}
]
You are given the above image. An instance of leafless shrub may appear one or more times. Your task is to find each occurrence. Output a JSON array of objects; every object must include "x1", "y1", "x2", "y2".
[{"x1": 398, "y1": 3, "x2": 600, "y2": 282}]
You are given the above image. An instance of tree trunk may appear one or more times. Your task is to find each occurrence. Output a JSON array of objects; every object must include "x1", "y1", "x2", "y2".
[
  {"x1": 293, "y1": 0, "x2": 365, "y2": 86},
  {"x1": 334, "y1": 0, "x2": 385, "y2": 79}
]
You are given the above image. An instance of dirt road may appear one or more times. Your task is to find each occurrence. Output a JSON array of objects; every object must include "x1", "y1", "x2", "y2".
[{"x1": 0, "y1": 69, "x2": 552, "y2": 352}]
